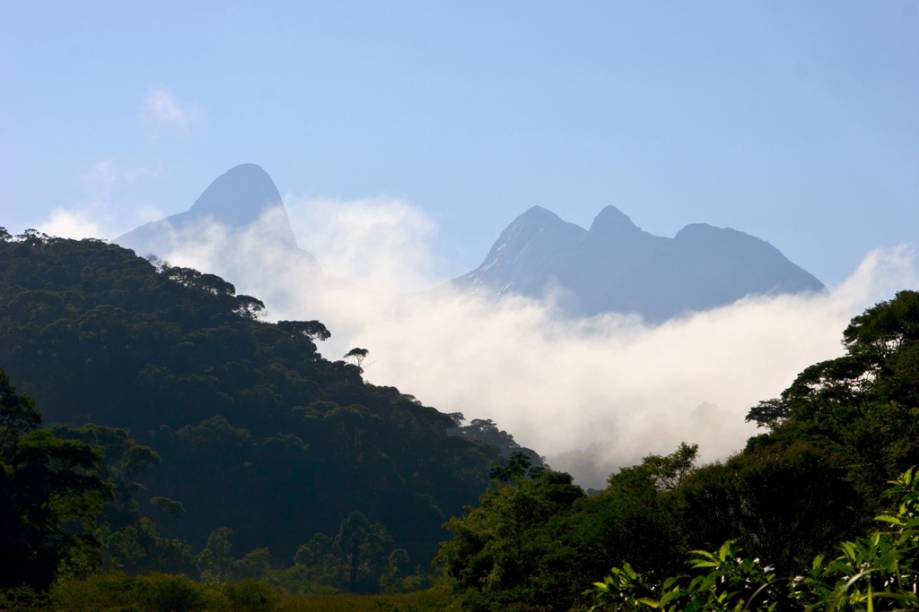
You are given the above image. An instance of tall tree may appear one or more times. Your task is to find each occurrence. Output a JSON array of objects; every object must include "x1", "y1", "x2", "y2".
[{"x1": 0, "y1": 369, "x2": 109, "y2": 590}]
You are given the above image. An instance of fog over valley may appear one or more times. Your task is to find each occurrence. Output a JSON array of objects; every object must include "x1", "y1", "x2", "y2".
[{"x1": 57, "y1": 164, "x2": 917, "y2": 487}]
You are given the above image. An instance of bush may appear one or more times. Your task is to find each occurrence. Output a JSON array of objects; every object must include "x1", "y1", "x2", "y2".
[
  {"x1": 133, "y1": 573, "x2": 216, "y2": 611},
  {"x1": 223, "y1": 579, "x2": 280, "y2": 611},
  {"x1": 51, "y1": 573, "x2": 229, "y2": 611},
  {"x1": 0, "y1": 586, "x2": 49, "y2": 611},
  {"x1": 588, "y1": 467, "x2": 919, "y2": 611}
]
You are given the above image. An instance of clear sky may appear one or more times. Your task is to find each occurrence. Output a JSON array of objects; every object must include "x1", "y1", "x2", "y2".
[{"x1": 3, "y1": 1, "x2": 918, "y2": 283}]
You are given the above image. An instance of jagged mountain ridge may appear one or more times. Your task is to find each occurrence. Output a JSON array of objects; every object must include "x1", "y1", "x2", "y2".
[{"x1": 456, "y1": 205, "x2": 825, "y2": 321}]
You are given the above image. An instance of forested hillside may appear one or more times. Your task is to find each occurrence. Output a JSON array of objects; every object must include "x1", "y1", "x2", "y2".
[{"x1": 0, "y1": 229, "x2": 521, "y2": 588}]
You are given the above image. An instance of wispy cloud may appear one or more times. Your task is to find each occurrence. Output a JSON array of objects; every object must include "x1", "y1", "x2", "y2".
[{"x1": 141, "y1": 88, "x2": 200, "y2": 131}]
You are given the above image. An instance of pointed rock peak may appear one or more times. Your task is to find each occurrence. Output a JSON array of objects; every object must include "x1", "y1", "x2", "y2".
[
  {"x1": 190, "y1": 163, "x2": 284, "y2": 228},
  {"x1": 515, "y1": 205, "x2": 563, "y2": 224},
  {"x1": 589, "y1": 205, "x2": 639, "y2": 234},
  {"x1": 502, "y1": 206, "x2": 568, "y2": 235}
]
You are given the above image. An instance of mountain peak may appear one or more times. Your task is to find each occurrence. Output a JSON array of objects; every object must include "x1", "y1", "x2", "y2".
[
  {"x1": 456, "y1": 203, "x2": 824, "y2": 321},
  {"x1": 514, "y1": 205, "x2": 563, "y2": 225},
  {"x1": 589, "y1": 205, "x2": 640, "y2": 235},
  {"x1": 189, "y1": 163, "x2": 283, "y2": 228},
  {"x1": 675, "y1": 222, "x2": 718, "y2": 238},
  {"x1": 115, "y1": 163, "x2": 301, "y2": 255}
]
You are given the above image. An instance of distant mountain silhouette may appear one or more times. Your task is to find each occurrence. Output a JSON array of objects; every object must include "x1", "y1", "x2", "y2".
[
  {"x1": 117, "y1": 163, "x2": 311, "y2": 263},
  {"x1": 455, "y1": 205, "x2": 824, "y2": 321}
]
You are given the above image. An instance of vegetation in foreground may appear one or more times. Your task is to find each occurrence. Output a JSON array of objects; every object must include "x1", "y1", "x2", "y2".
[{"x1": 589, "y1": 467, "x2": 919, "y2": 610}]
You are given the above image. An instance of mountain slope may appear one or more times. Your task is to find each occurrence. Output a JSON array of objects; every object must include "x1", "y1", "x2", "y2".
[
  {"x1": 0, "y1": 232, "x2": 505, "y2": 565},
  {"x1": 456, "y1": 206, "x2": 824, "y2": 321}
]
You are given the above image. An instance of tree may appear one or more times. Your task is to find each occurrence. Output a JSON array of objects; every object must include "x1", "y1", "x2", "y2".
[
  {"x1": 639, "y1": 442, "x2": 698, "y2": 491},
  {"x1": 333, "y1": 512, "x2": 391, "y2": 592},
  {"x1": 489, "y1": 450, "x2": 542, "y2": 482},
  {"x1": 344, "y1": 347, "x2": 369, "y2": 369},
  {"x1": 745, "y1": 290, "x2": 919, "y2": 502},
  {"x1": 163, "y1": 266, "x2": 237, "y2": 296},
  {"x1": 197, "y1": 527, "x2": 235, "y2": 583},
  {"x1": 0, "y1": 369, "x2": 109, "y2": 590},
  {"x1": 379, "y1": 548, "x2": 412, "y2": 592},
  {"x1": 234, "y1": 295, "x2": 265, "y2": 319},
  {"x1": 101, "y1": 517, "x2": 196, "y2": 576},
  {"x1": 589, "y1": 467, "x2": 919, "y2": 611},
  {"x1": 458, "y1": 419, "x2": 545, "y2": 468},
  {"x1": 278, "y1": 320, "x2": 331, "y2": 342},
  {"x1": 677, "y1": 442, "x2": 862, "y2": 574},
  {"x1": 52, "y1": 424, "x2": 160, "y2": 529},
  {"x1": 439, "y1": 469, "x2": 584, "y2": 608}
]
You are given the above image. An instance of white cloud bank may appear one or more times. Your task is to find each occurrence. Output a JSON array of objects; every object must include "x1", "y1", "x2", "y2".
[
  {"x1": 147, "y1": 196, "x2": 918, "y2": 487},
  {"x1": 38, "y1": 209, "x2": 106, "y2": 239}
]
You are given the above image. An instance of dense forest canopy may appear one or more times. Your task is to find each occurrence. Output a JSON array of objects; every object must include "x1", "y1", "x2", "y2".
[{"x1": 0, "y1": 230, "x2": 538, "y2": 587}]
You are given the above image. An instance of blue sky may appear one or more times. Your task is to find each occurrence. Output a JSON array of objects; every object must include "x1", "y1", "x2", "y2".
[{"x1": 2, "y1": 1, "x2": 918, "y2": 282}]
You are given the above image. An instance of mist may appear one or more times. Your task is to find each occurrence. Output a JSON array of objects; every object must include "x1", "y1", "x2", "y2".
[{"x1": 46, "y1": 198, "x2": 918, "y2": 487}]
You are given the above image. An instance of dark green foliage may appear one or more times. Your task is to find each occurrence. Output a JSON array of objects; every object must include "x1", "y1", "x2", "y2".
[
  {"x1": 344, "y1": 346, "x2": 369, "y2": 368},
  {"x1": 277, "y1": 319, "x2": 331, "y2": 342},
  {"x1": 589, "y1": 467, "x2": 919, "y2": 611},
  {"x1": 103, "y1": 517, "x2": 198, "y2": 576},
  {"x1": 746, "y1": 290, "x2": 919, "y2": 501},
  {"x1": 0, "y1": 234, "x2": 514, "y2": 581},
  {"x1": 49, "y1": 572, "x2": 451, "y2": 610},
  {"x1": 52, "y1": 423, "x2": 160, "y2": 529},
  {"x1": 223, "y1": 579, "x2": 280, "y2": 611},
  {"x1": 0, "y1": 370, "x2": 109, "y2": 590},
  {"x1": 453, "y1": 418, "x2": 545, "y2": 469},
  {"x1": 287, "y1": 512, "x2": 394, "y2": 592},
  {"x1": 51, "y1": 572, "x2": 229, "y2": 611},
  {"x1": 438, "y1": 465, "x2": 585, "y2": 609},
  {"x1": 676, "y1": 442, "x2": 863, "y2": 574}
]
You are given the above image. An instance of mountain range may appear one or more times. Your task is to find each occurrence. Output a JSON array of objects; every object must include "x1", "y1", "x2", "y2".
[
  {"x1": 455, "y1": 205, "x2": 824, "y2": 321},
  {"x1": 117, "y1": 164, "x2": 824, "y2": 322}
]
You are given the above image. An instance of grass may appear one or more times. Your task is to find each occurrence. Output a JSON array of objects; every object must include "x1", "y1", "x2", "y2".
[
  {"x1": 278, "y1": 584, "x2": 453, "y2": 611},
  {"x1": 27, "y1": 573, "x2": 455, "y2": 611}
]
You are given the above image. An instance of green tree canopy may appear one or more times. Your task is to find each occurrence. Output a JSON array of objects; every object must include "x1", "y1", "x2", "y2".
[{"x1": 0, "y1": 369, "x2": 109, "y2": 590}]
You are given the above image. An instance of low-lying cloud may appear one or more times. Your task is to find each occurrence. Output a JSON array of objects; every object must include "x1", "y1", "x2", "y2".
[{"x1": 58, "y1": 197, "x2": 919, "y2": 487}]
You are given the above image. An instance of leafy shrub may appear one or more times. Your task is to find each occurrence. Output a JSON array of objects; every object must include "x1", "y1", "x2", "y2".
[
  {"x1": 51, "y1": 573, "x2": 229, "y2": 611},
  {"x1": 0, "y1": 586, "x2": 50, "y2": 611},
  {"x1": 588, "y1": 467, "x2": 919, "y2": 611},
  {"x1": 223, "y1": 579, "x2": 280, "y2": 611},
  {"x1": 133, "y1": 573, "x2": 216, "y2": 611}
]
